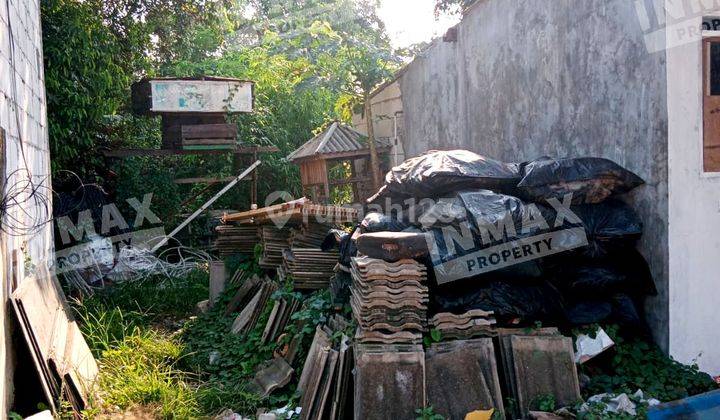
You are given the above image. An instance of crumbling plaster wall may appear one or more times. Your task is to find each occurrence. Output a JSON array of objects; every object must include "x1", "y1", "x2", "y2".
[
  {"x1": 399, "y1": 0, "x2": 670, "y2": 352},
  {"x1": 0, "y1": 0, "x2": 53, "y2": 412}
]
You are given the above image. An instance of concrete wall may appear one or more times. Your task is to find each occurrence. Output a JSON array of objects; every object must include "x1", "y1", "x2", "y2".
[
  {"x1": 398, "y1": 0, "x2": 671, "y2": 351},
  {"x1": 0, "y1": 0, "x2": 53, "y2": 412},
  {"x1": 666, "y1": 1, "x2": 720, "y2": 375}
]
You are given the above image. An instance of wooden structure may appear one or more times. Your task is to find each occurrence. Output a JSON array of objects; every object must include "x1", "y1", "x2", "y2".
[
  {"x1": 131, "y1": 76, "x2": 254, "y2": 150},
  {"x1": 106, "y1": 76, "x2": 277, "y2": 206},
  {"x1": 287, "y1": 122, "x2": 391, "y2": 203}
]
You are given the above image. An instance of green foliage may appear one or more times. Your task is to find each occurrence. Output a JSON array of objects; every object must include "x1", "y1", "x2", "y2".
[
  {"x1": 582, "y1": 327, "x2": 718, "y2": 402},
  {"x1": 423, "y1": 328, "x2": 443, "y2": 348},
  {"x1": 415, "y1": 406, "x2": 445, "y2": 420},
  {"x1": 42, "y1": 0, "x2": 131, "y2": 176},
  {"x1": 434, "y1": 0, "x2": 474, "y2": 15},
  {"x1": 575, "y1": 397, "x2": 650, "y2": 420},
  {"x1": 532, "y1": 394, "x2": 556, "y2": 412},
  {"x1": 72, "y1": 276, "x2": 209, "y2": 418}
]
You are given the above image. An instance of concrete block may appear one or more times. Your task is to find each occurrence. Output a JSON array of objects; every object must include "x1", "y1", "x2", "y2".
[{"x1": 208, "y1": 261, "x2": 226, "y2": 305}]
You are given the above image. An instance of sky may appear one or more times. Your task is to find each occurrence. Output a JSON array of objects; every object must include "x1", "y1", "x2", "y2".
[{"x1": 378, "y1": 0, "x2": 461, "y2": 49}]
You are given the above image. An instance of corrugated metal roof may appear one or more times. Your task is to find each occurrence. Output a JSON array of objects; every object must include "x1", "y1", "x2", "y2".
[{"x1": 287, "y1": 122, "x2": 390, "y2": 161}]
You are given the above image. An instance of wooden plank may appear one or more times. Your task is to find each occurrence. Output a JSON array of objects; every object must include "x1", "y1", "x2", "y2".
[
  {"x1": 102, "y1": 145, "x2": 279, "y2": 157},
  {"x1": 704, "y1": 37, "x2": 720, "y2": 172},
  {"x1": 182, "y1": 139, "x2": 237, "y2": 146},
  {"x1": 181, "y1": 123, "x2": 237, "y2": 140}
]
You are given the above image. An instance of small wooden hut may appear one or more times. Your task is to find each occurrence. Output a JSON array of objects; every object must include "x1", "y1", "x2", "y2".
[{"x1": 288, "y1": 122, "x2": 391, "y2": 203}]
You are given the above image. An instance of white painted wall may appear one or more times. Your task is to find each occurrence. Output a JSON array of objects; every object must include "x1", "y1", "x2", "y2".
[
  {"x1": 666, "y1": 3, "x2": 720, "y2": 375},
  {"x1": 352, "y1": 80, "x2": 406, "y2": 165},
  {"x1": 0, "y1": 0, "x2": 53, "y2": 412}
]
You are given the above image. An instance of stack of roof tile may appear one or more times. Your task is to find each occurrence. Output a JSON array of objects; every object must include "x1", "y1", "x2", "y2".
[
  {"x1": 214, "y1": 225, "x2": 259, "y2": 256},
  {"x1": 350, "y1": 256, "x2": 428, "y2": 344},
  {"x1": 259, "y1": 226, "x2": 293, "y2": 269},
  {"x1": 430, "y1": 310, "x2": 497, "y2": 340},
  {"x1": 261, "y1": 297, "x2": 301, "y2": 345},
  {"x1": 298, "y1": 317, "x2": 354, "y2": 420},
  {"x1": 288, "y1": 222, "x2": 333, "y2": 248},
  {"x1": 280, "y1": 248, "x2": 340, "y2": 290},
  {"x1": 230, "y1": 278, "x2": 279, "y2": 335}
]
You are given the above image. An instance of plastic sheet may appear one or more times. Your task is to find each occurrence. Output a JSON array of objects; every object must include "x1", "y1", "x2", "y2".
[
  {"x1": 360, "y1": 212, "x2": 408, "y2": 233},
  {"x1": 432, "y1": 277, "x2": 565, "y2": 323},
  {"x1": 573, "y1": 200, "x2": 643, "y2": 257},
  {"x1": 517, "y1": 157, "x2": 645, "y2": 204},
  {"x1": 369, "y1": 150, "x2": 520, "y2": 202},
  {"x1": 547, "y1": 249, "x2": 657, "y2": 298}
]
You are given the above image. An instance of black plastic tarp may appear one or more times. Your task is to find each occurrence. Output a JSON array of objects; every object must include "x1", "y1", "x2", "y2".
[{"x1": 517, "y1": 157, "x2": 645, "y2": 204}]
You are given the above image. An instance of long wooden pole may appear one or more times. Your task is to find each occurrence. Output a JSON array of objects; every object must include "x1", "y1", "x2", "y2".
[{"x1": 151, "y1": 160, "x2": 261, "y2": 252}]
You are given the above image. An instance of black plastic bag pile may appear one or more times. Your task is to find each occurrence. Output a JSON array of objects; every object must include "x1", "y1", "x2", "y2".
[{"x1": 360, "y1": 150, "x2": 657, "y2": 334}]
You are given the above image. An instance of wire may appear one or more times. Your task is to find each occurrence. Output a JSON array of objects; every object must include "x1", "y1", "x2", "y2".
[{"x1": 106, "y1": 240, "x2": 216, "y2": 284}]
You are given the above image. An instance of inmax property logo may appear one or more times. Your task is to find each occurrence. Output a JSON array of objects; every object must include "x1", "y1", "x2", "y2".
[
  {"x1": 425, "y1": 194, "x2": 588, "y2": 284},
  {"x1": 54, "y1": 194, "x2": 166, "y2": 274},
  {"x1": 635, "y1": 0, "x2": 720, "y2": 53}
]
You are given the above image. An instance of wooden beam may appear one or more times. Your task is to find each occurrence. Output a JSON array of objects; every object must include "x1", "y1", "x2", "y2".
[{"x1": 102, "y1": 146, "x2": 279, "y2": 158}]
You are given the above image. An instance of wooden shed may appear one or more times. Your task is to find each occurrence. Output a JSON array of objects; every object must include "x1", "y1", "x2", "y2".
[{"x1": 288, "y1": 122, "x2": 391, "y2": 203}]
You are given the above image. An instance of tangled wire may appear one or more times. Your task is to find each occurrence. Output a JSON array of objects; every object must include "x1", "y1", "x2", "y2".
[
  {"x1": 0, "y1": 169, "x2": 53, "y2": 236},
  {"x1": 109, "y1": 243, "x2": 216, "y2": 283}
]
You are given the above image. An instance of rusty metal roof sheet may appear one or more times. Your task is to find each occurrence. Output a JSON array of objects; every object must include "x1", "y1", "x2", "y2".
[{"x1": 287, "y1": 122, "x2": 390, "y2": 162}]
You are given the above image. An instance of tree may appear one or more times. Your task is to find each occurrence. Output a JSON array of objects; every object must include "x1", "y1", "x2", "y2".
[
  {"x1": 339, "y1": 41, "x2": 398, "y2": 188},
  {"x1": 434, "y1": 0, "x2": 473, "y2": 15}
]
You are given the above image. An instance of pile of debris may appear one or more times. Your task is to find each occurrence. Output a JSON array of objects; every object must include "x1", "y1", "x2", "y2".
[{"x1": 210, "y1": 149, "x2": 662, "y2": 418}]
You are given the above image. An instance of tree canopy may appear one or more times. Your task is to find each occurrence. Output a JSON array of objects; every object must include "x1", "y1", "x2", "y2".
[{"x1": 42, "y1": 0, "x2": 403, "y2": 223}]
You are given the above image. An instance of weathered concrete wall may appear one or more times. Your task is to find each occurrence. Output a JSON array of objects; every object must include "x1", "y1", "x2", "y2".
[
  {"x1": 0, "y1": 0, "x2": 53, "y2": 412},
  {"x1": 665, "y1": 2, "x2": 720, "y2": 375},
  {"x1": 399, "y1": 0, "x2": 670, "y2": 351}
]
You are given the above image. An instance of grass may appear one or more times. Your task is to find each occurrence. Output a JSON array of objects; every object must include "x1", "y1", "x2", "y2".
[
  {"x1": 71, "y1": 272, "x2": 209, "y2": 419},
  {"x1": 69, "y1": 263, "x2": 321, "y2": 419}
]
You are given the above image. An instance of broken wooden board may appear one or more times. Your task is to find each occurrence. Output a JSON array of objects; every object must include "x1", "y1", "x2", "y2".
[
  {"x1": 11, "y1": 270, "x2": 98, "y2": 413},
  {"x1": 356, "y1": 232, "x2": 430, "y2": 262},
  {"x1": 354, "y1": 344, "x2": 425, "y2": 420},
  {"x1": 425, "y1": 338, "x2": 504, "y2": 419},
  {"x1": 509, "y1": 335, "x2": 581, "y2": 418}
]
